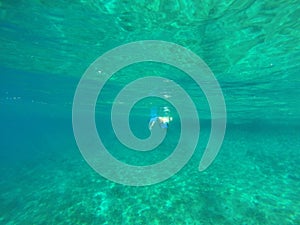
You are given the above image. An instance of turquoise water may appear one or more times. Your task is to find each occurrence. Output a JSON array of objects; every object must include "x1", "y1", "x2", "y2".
[{"x1": 1, "y1": 0, "x2": 300, "y2": 224}]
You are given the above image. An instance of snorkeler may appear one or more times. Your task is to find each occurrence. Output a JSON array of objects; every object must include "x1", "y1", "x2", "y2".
[{"x1": 148, "y1": 107, "x2": 172, "y2": 130}]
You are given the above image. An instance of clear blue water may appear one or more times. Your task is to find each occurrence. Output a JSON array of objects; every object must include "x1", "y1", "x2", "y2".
[{"x1": 1, "y1": 1, "x2": 300, "y2": 224}]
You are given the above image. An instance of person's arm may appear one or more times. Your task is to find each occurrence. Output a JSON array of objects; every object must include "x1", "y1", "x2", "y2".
[{"x1": 149, "y1": 117, "x2": 157, "y2": 130}]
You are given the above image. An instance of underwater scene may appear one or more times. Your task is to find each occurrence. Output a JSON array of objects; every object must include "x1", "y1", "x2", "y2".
[{"x1": 0, "y1": 0, "x2": 300, "y2": 224}]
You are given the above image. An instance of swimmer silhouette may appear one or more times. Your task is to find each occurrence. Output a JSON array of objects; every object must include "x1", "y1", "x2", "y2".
[{"x1": 149, "y1": 107, "x2": 172, "y2": 130}]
